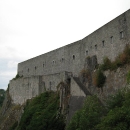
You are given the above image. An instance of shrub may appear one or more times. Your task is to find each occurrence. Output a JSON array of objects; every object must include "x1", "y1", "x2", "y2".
[
  {"x1": 92, "y1": 69, "x2": 106, "y2": 88},
  {"x1": 97, "y1": 87, "x2": 130, "y2": 130},
  {"x1": 100, "y1": 57, "x2": 112, "y2": 71},
  {"x1": 17, "y1": 92, "x2": 65, "y2": 130}
]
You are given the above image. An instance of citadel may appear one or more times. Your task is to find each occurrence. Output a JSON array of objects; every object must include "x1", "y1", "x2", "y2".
[{"x1": 9, "y1": 9, "x2": 130, "y2": 119}]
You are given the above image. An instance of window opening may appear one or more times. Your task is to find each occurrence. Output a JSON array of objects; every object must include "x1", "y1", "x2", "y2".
[
  {"x1": 86, "y1": 50, "x2": 88, "y2": 55},
  {"x1": 95, "y1": 45, "x2": 97, "y2": 50},
  {"x1": 73, "y1": 55, "x2": 75, "y2": 60},
  {"x1": 102, "y1": 41, "x2": 105, "y2": 47},
  {"x1": 110, "y1": 36, "x2": 113, "y2": 44},
  {"x1": 120, "y1": 31, "x2": 124, "y2": 39}
]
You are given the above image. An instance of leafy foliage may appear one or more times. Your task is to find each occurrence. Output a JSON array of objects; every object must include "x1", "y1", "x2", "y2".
[
  {"x1": 17, "y1": 91, "x2": 65, "y2": 130},
  {"x1": 66, "y1": 95, "x2": 105, "y2": 130},
  {"x1": 100, "y1": 57, "x2": 112, "y2": 71}
]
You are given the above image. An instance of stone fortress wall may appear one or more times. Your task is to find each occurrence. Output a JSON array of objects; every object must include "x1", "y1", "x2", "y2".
[
  {"x1": 9, "y1": 9, "x2": 130, "y2": 105},
  {"x1": 18, "y1": 9, "x2": 130, "y2": 77}
]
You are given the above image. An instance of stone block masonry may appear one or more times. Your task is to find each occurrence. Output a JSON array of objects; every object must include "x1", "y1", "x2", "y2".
[
  {"x1": 9, "y1": 76, "x2": 42, "y2": 104},
  {"x1": 18, "y1": 9, "x2": 130, "y2": 78},
  {"x1": 9, "y1": 71, "x2": 72, "y2": 105},
  {"x1": 9, "y1": 9, "x2": 130, "y2": 106}
]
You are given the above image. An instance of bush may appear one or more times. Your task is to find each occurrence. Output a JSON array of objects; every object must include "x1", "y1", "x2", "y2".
[
  {"x1": 97, "y1": 88, "x2": 130, "y2": 130},
  {"x1": 92, "y1": 69, "x2": 106, "y2": 88},
  {"x1": 100, "y1": 57, "x2": 112, "y2": 71},
  {"x1": 17, "y1": 92, "x2": 65, "y2": 130}
]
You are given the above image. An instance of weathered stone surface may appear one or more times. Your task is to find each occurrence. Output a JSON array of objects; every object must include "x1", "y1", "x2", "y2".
[
  {"x1": 7, "y1": 9, "x2": 130, "y2": 122},
  {"x1": 18, "y1": 9, "x2": 130, "y2": 78}
]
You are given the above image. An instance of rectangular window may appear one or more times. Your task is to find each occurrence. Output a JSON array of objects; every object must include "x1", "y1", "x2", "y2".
[
  {"x1": 95, "y1": 45, "x2": 97, "y2": 50},
  {"x1": 120, "y1": 31, "x2": 124, "y2": 39},
  {"x1": 102, "y1": 40, "x2": 105, "y2": 47},
  {"x1": 110, "y1": 36, "x2": 113, "y2": 44},
  {"x1": 86, "y1": 50, "x2": 88, "y2": 55},
  {"x1": 73, "y1": 55, "x2": 75, "y2": 60}
]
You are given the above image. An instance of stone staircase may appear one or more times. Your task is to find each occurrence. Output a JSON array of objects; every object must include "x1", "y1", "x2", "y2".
[{"x1": 73, "y1": 77, "x2": 91, "y2": 96}]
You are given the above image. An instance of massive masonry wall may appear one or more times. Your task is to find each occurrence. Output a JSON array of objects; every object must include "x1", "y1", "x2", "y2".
[
  {"x1": 18, "y1": 9, "x2": 130, "y2": 77},
  {"x1": 9, "y1": 76, "x2": 43, "y2": 105},
  {"x1": 9, "y1": 72, "x2": 72, "y2": 104},
  {"x1": 42, "y1": 71, "x2": 72, "y2": 91}
]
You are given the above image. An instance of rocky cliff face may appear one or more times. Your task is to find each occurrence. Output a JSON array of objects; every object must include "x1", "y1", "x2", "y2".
[{"x1": 0, "y1": 91, "x2": 24, "y2": 130}]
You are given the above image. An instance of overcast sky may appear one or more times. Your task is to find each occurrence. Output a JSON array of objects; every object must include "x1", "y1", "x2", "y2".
[{"x1": 0, "y1": 0, "x2": 130, "y2": 90}]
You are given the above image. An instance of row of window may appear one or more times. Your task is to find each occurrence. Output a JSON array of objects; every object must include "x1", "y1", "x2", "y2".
[
  {"x1": 24, "y1": 31, "x2": 124, "y2": 73},
  {"x1": 86, "y1": 31, "x2": 124, "y2": 55}
]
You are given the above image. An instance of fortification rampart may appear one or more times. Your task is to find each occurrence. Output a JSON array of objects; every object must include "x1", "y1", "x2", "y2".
[
  {"x1": 9, "y1": 71, "x2": 72, "y2": 104},
  {"x1": 9, "y1": 9, "x2": 130, "y2": 105},
  {"x1": 9, "y1": 76, "x2": 42, "y2": 104},
  {"x1": 18, "y1": 9, "x2": 130, "y2": 78}
]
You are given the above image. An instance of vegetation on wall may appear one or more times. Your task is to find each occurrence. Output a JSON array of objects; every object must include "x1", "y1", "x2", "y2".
[
  {"x1": 17, "y1": 91, "x2": 65, "y2": 130},
  {"x1": 92, "y1": 69, "x2": 106, "y2": 88},
  {"x1": 91, "y1": 45, "x2": 130, "y2": 88},
  {"x1": 100, "y1": 45, "x2": 130, "y2": 71},
  {"x1": 13, "y1": 74, "x2": 22, "y2": 80}
]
